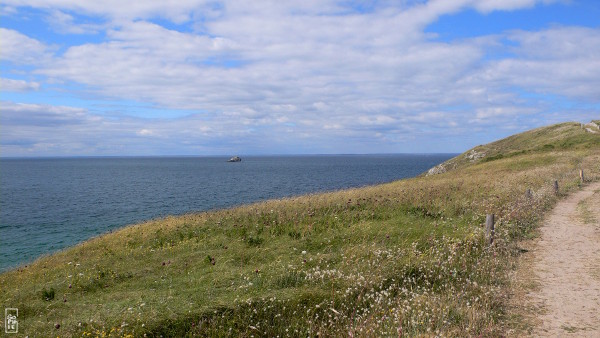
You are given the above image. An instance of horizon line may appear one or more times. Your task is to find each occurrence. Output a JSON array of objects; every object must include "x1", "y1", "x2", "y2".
[{"x1": 0, "y1": 152, "x2": 461, "y2": 159}]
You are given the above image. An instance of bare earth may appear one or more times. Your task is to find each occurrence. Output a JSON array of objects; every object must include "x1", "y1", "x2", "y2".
[{"x1": 526, "y1": 181, "x2": 600, "y2": 337}]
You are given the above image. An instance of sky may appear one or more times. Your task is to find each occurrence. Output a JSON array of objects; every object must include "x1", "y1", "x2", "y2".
[{"x1": 1, "y1": 0, "x2": 599, "y2": 156}]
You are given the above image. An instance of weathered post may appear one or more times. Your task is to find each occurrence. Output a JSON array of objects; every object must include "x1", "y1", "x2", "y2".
[
  {"x1": 553, "y1": 180, "x2": 559, "y2": 195},
  {"x1": 580, "y1": 169, "x2": 585, "y2": 183},
  {"x1": 526, "y1": 188, "x2": 532, "y2": 199},
  {"x1": 486, "y1": 214, "x2": 495, "y2": 245}
]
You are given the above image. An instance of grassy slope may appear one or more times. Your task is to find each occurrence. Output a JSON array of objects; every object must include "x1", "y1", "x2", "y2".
[
  {"x1": 430, "y1": 122, "x2": 600, "y2": 174},
  {"x1": 1, "y1": 122, "x2": 599, "y2": 337}
]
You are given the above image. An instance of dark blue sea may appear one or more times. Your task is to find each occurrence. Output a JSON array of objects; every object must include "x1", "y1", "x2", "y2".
[{"x1": 0, "y1": 154, "x2": 453, "y2": 271}]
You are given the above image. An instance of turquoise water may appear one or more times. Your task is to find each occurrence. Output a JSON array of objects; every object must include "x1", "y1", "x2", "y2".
[{"x1": 0, "y1": 154, "x2": 453, "y2": 271}]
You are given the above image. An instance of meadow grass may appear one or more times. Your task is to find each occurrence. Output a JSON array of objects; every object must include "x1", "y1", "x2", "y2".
[{"x1": 1, "y1": 122, "x2": 599, "y2": 337}]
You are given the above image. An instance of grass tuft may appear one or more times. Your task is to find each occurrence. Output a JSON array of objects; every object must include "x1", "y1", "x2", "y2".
[{"x1": 40, "y1": 288, "x2": 55, "y2": 301}]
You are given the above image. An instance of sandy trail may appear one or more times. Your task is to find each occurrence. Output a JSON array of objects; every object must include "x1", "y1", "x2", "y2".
[{"x1": 527, "y1": 181, "x2": 600, "y2": 337}]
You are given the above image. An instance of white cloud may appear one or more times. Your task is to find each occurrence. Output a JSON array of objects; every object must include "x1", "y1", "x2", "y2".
[
  {"x1": 0, "y1": 78, "x2": 40, "y2": 91},
  {"x1": 0, "y1": 101, "x2": 166, "y2": 155},
  {"x1": 0, "y1": 28, "x2": 49, "y2": 63},
  {"x1": 136, "y1": 129, "x2": 156, "y2": 137},
  {"x1": 482, "y1": 27, "x2": 600, "y2": 100},
  {"x1": 1, "y1": 0, "x2": 598, "y2": 155},
  {"x1": 0, "y1": 100, "x2": 329, "y2": 155},
  {"x1": 473, "y1": 0, "x2": 537, "y2": 13},
  {"x1": 28, "y1": 19, "x2": 600, "y2": 152},
  {"x1": 0, "y1": 4, "x2": 18, "y2": 15},
  {"x1": 46, "y1": 9, "x2": 104, "y2": 34},
  {"x1": 2, "y1": 0, "x2": 212, "y2": 23}
]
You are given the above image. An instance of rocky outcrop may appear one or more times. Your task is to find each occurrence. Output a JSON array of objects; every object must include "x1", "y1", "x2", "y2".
[
  {"x1": 426, "y1": 148, "x2": 486, "y2": 176},
  {"x1": 427, "y1": 163, "x2": 447, "y2": 176},
  {"x1": 227, "y1": 156, "x2": 242, "y2": 162},
  {"x1": 465, "y1": 149, "x2": 486, "y2": 162},
  {"x1": 583, "y1": 121, "x2": 599, "y2": 134}
]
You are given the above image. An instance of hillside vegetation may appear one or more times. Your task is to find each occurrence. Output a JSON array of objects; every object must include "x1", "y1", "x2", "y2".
[
  {"x1": 427, "y1": 122, "x2": 600, "y2": 175},
  {"x1": 1, "y1": 122, "x2": 599, "y2": 337}
]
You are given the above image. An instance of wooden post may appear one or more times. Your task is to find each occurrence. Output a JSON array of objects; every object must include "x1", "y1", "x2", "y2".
[
  {"x1": 486, "y1": 214, "x2": 495, "y2": 245},
  {"x1": 526, "y1": 189, "x2": 532, "y2": 199},
  {"x1": 553, "y1": 180, "x2": 559, "y2": 195},
  {"x1": 580, "y1": 169, "x2": 585, "y2": 183}
]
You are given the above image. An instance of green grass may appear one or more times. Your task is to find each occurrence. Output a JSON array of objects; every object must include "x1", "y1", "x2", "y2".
[
  {"x1": 1, "y1": 121, "x2": 599, "y2": 337},
  {"x1": 430, "y1": 122, "x2": 600, "y2": 172},
  {"x1": 561, "y1": 324, "x2": 583, "y2": 333}
]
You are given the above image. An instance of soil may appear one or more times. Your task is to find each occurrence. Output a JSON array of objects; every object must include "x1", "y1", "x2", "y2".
[{"x1": 522, "y1": 181, "x2": 600, "y2": 337}]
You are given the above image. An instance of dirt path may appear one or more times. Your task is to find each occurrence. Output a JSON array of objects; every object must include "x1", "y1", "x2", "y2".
[{"x1": 526, "y1": 181, "x2": 600, "y2": 337}]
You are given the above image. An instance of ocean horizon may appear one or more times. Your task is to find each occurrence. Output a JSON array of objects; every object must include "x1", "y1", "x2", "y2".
[{"x1": 0, "y1": 154, "x2": 455, "y2": 271}]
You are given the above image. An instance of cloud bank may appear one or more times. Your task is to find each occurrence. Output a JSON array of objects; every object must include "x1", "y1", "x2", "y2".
[{"x1": 1, "y1": 0, "x2": 598, "y2": 156}]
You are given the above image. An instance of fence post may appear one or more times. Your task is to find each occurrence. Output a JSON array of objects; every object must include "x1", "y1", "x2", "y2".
[
  {"x1": 486, "y1": 214, "x2": 495, "y2": 245},
  {"x1": 580, "y1": 169, "x2": 585, "y2": 183},
  {"x1": 553, "y1": 180, "x2": 559, "y2": 195},
  {"x1": 526, "y1": 189, "x2": 532, "y2": 199}
]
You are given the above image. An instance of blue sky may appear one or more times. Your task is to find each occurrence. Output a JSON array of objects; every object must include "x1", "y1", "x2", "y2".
[{"x1": 1, "y1": 0, "x2": 599, "y2": 156}]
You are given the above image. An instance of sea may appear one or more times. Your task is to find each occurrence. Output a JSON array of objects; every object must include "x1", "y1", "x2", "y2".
[{"x1": 0, "y1": 154, "x2": 453, "y2": 271}]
